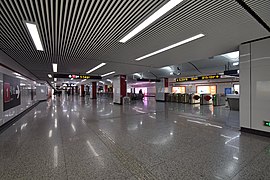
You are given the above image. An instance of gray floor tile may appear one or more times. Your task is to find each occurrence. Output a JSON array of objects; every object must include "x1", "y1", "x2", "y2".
[{"x1": 1, "y1": 96, "x2": 269, "y2": 180}]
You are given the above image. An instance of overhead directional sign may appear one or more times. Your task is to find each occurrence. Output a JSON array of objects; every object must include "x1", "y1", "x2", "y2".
[
  {"x1": 53, "y1": 74, "x2": 102, "y2": 80},
  {"x1": 137, "y1": 79, "x2": 161, "y2": 82},
  {"x1": 176, "y1": 75, "x2": 220, "y2": 82}
]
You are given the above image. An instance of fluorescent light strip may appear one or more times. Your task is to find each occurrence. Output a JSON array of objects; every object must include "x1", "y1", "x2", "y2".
[
  {"x1": 101, "y1": 71, "x2": 115, "y2": 77},
  {"x1": 52, "y1": 63, "x2": 58, "y2": 72},
  {"x1": 86, "y1": 63, "x2": 106, "y2": 74},
  {"x1": 233, "y1": 62, "x2": 239, "y2": 66},
  {"x1": 120, "y1": 0, "x2": 184, "y2": 43},
  {"x1": 135, "y1": 34, "x2": 205, "y2": 61},
  {"x1": 106, "y1": 79, "x2": 112, "y2": 83},
  {"x1": 48, "y1": 74, "x2": 52, "y2": 78},
  {"x1": 54, "y1": 78, "x2": 57, "y2": 82},
  {"x1": 25, "y1": 22, "x2": 44, "y2": 51}
]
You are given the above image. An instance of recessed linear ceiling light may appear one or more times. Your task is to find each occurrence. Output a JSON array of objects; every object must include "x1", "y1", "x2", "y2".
[
  {"x1": 48, "y1": 74, "x2": 52, "y2": 78},
  {"x1": 233, "y1": 62, "x2": 239, "y2": 66},
  {"x1": 54, "y1": 78, "x2": 57, "y2": 82},
  {"x1": 223, "y1": 51, "x2": 239, "y2": 59},
  {"x1": 135, "y1": 34, "x2": 205, "y2": 61},
  {"x1": 52, "y1": 63, "x2": 58, "y2": 73},
  {"x1": 86, "y1": 63, "x2": 106, "y2": 74},
  {"x1": 106, "y1": 79, "x2": 112, "y2": 83},
  {"x1": 119, "y1": 0, "x2": 184, "y2": 43},
  {"x1": 25, "y1": 22, "x2": 44, "y2": 51},
  {"x1": 101, "y1": 71, "x2": 115, "y2": 77}
]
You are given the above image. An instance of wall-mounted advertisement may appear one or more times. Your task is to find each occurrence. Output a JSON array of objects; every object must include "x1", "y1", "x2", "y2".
[
  {"x1": 172, "y1": 86, "x2": 186, "y2": 93},
  {"x1": 197, "y1": 85, "x2": 216, "y2": 95},
  {"x1": 3, "y1": 74, "x2": 21, "y2": 111}
]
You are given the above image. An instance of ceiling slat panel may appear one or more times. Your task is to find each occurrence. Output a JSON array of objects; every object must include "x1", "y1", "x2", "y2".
[{"x1": 0, "y1": 0, "x2": 269, "y2": 80}]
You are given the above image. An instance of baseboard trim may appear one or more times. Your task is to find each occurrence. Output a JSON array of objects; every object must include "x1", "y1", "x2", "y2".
[
  {"x1": 113, "y1": 102, "x2": 122, "y2": 105},
  {"x1": 241, "y1": 127, "x2": 270, "y2": 138},
  {"x1": 0, "y1": 100, "x2": 45, "y2": 134}
]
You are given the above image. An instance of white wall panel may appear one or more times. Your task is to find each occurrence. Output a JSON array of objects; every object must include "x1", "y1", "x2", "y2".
[
  {"x1": 113, "y1": 76, "x2": 121, "y2": 104},
  {"x1": 239, "y1": 44, "x2": 251, "y2": 129},
  {"x1": 155, "y1": 79, "x2": 165, "y2": 101},
  {"x1": 0, "y1": 65, "x2": 49, "y2": 126},
  {"x1": 250, "y1": 38, "x2": 270, "y2": 132}
]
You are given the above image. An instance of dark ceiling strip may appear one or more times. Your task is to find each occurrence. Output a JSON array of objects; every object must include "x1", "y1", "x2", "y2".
[
  {"x1": 148, "y1": 71, "x2": 158, "y2": 79},
  {"x1": 235, "y1": 0, "x2": 270, "y2": 32},
  {"x1": 241, "y1": 36, "x2": 270, "y2": 44},
  {"x1": 0, "y1": 48, "x2": 39, "y2": 80},
  {"x1": 188, "y1": 62, "x2": 202, "y2": 74}
]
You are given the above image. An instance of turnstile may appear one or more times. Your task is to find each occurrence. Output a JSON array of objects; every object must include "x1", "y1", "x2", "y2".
[
  {"x1": 212, "y1": 94, "x2": 226, "y2": 106},
  {"x1": 200, "y1": 94, "x2": 212, "y2": 105},
  {"x1": 189, "y1": 93, "x2": 200, "y2": 104},
  {"x1": 181, "y1": 93, "x2": 190, "y2": 103},
  {"x1": 172, "y1": 94, "x2": 177, "y2": 102},
  {"x1": 175, "y1": 93, "x2": 181, "y2": 103}
]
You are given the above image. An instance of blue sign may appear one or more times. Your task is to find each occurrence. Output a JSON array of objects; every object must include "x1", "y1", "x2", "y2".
[{"x1": 225, "y1": 88, "x2": 232, "y2": 95}]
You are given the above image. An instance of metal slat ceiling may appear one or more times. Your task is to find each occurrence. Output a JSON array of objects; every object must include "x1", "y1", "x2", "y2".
[{"x1": 0, "y1": 0, "x2": 269, "y2": 81}]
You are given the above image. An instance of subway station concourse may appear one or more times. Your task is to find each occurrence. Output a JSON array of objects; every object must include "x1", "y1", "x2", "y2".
[{"x1": 0, "y1": 1, "x2": 270, "y2": 180}]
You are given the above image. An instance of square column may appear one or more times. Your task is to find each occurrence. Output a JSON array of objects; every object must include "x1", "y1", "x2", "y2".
[
  {"x1": 155, "y1": 78, "x2": 168, "y2": 101},
  {"x1": 240, "y1": 37, "x2": 270, "y2": 134},
  {"x1": 113, "y1": 75, "x2": 126, "y2": 104},
  {"x1": 90, "y1": 82, "x2": 97, "y2": 99},
  {"x1": 80, "y1": 84, "x2": 85, "y2": 97},
  {"x1": 104, "y1": 85, "x2": 108, "y2": 93}
]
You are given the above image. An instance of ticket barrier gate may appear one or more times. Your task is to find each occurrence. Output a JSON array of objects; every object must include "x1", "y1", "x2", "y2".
[
  {"x1": 181, "y1": 93, "x2": 190, "y2": 103},
  {"x1": 175, "y1": 93, "x2": 181, "y2": 103},
  {"x1": 212, "y1": 94, "x2": 226, "y2": 106},
  {"x1": 200, "y1": 94, "x2": 212, "y2": 105},
  {"x1": 189, "y1": 93, "x2": 200, "y2": 104}
]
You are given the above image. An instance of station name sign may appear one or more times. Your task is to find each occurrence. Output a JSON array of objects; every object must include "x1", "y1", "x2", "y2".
[
  {"x1": 176, "y1": 75, "x2": 220, "y2": 82},
  {"x1": 53, "y1": 74, "x2": 102, "y2": 80}
]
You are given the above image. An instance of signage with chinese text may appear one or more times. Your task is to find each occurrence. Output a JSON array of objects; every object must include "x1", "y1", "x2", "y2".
[
  {"x1": 53, "y1": 74, "x2": 102, "y2": 80},
  {"x1": 176, "y1": 75, "x2": 220, "y2": 82}
]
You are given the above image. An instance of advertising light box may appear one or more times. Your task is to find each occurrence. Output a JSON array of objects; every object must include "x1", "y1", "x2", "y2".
[{"x1": 3, "y1": 74, "x2": 21, "y2": 111}]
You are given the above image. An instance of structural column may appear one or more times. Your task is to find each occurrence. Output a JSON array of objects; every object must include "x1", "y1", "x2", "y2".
[
  {"x1": 104, "y1": 85, "x2": 108, "y2": 93},
  {"x1": 155, "y1": 78, "x2": 168, "y2": 101},
  {"x1": 80, "y1": 84, "x2": 85, "y2": 97},
  {"x1": 113, "y1": 75, "x2": 126, "y2": 104},
  {"x1": 90, "y1": 82, "x2": 97, "y2": 99},
  {"x1": 240, "y1": 37, "x2": 270, "y2": 134}
]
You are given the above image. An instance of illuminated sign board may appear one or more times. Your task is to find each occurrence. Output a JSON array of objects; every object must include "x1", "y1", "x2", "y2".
[
  {"x1": 137, "y1": 79, "x2": 161, "y2": 82},
  {"x1": 176, "y1": 75, "x2": 220, "y2": 82},
  {"x1": 53, "y1": 74, "x2": 102, "y2": 80},
  {"x1": 264, "y1": 121, "x2": 270, "y2": 127}
]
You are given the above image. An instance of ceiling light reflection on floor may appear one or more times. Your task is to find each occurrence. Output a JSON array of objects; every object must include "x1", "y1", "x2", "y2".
[{"x1": 187, "y1": 119, "x2": 222, "y2": 129}]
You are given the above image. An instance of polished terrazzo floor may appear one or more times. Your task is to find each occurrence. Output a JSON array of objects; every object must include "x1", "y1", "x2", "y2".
[{"x1": 0, "y1": 95, "x2": 269, "y2": 179}]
